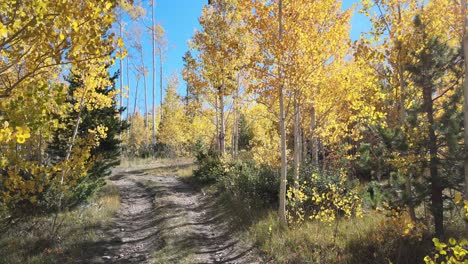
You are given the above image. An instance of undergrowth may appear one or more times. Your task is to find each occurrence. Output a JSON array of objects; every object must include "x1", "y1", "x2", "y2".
[
  {"x1": 0, "y1": 183, "x2": 120, "y2": 264},
  {"x1": 188, "y1": 151, "x2": 466, "y2": 263}
]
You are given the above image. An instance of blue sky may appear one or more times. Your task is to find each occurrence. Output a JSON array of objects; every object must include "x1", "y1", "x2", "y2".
[{"x1": 116, "y1": 0, "x2": 370, "y2": 115}]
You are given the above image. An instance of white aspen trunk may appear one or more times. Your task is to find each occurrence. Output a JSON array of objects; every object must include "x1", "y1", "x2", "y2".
[
  {"x1": 293, "y1": 92, "x2": 300, "y2": 186},
  {"x1": 219, "y1": 92, "x2": 225, "y2": 155},
  {"x1": 302, "y1": 127, "x2": 307, "y2": 164},
  {"x1": 142, "y1": 53, "x2": 148, "y2": 129},
  {"x1": 299, "y1": 125, "x2": 304, "y2": 164},
  {"x1": 133, "y1": 78, "x2": 139, "y2": 116},
  {"x1": 151, "y1": 0, "x2": 156, "y2": 146},
  {"x1": 215, "y1": 95, "x2": 220, "y2": 152},
  {"x1": 234, "y1": 96, "x2": 239, "y2": 159},
  {"x1": 310, "y1": 106, "x2": 318, "y2": 165},
  {"x1": 56, "y1": 88, "x2": 88, "y2": 226},
  {"x1": 232, "y1": 76, "x2": 240, "y2": 159},
  {"x1": 159, "y1": 47, "x2": 163, "y2": 121},
  {"x1": 119, "y1": 5, "x2": 123, "y2": 125},
  {"x1": 278, "y1": 0, "x2": 288, "y2": 228},
  {"x1": 126, "y1": 57, "x2": 130, "y2": 121}
]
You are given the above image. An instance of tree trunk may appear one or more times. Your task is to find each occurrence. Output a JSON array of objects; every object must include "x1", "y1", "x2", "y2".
[
  {"x1": 151, "y1": 0, "x2": 156, "y2": 146},
  {"x1": 215, "y1": 95, "x2": 220, "y2": 152},
  {"x1": 462, "y1": 0, "x2": 468, "y2": 231},
  {"x1": 133, "y1": 78, "x2": 139, "y2": 116},
  {"x1": 310, "y1": 106, "x2": 318, "y2": 165},
  {"x1": 405, "y1": 173, "x2": 417, "y2": 221},
  {"x1": 142, "y1": 53, "x2": 148, "y2": 128},
  {"x1": 126, "y1": 57, "x2": 130, "y2": 121},
  {"x1": 423, "y1": 84, "x2": 444, "y2": 238},
  {"x1": 302, "y1": 127, "x2": 307, "y2": 163},
  {"x1": 299, "y1": 125, "x2": 303, "y2": 165},
  {"x1": 119, "y1": 9, "x2": 123, "y2": 125},
  {"x1": 278, "y1": 0, "x2": 288, "y2": 228},
  {"x1": 232, "y1": 82, "x2": 239, "y2": 159},
  {"x1": 57, "y1": 89, "x2": 88, "y2": 215},
  {"x1": 293, "y1": 92, "x2": 300, "y2": 187},
  {"x1": 398, "y1": 65, "x2": 416, "y2": 222},
  {"x1": 219, "y1": 92, "x2": 225, "y2": 155},
  {"x1": 160, "y1": 47, "x2": 163, "y2": 121}
]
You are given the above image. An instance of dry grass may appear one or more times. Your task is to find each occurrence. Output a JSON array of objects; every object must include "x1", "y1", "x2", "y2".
[
  {"x1": 248, "y1": 210, "x2": 436, "y2": 264},
  {"x1": 144, "y1": 163, "x2": 197, "y2": 178},
  {"x1": 0, "y1": 183, "x2": 120, "y2": 264},
  {"x1": 118, "y1": 157, "x2": 194, "y2": 170}
]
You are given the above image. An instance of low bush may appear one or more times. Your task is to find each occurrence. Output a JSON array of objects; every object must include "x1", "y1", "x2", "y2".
[
  {"x1": 192, "y1": 146, "x2": 279, "y2": 209},
  {"x1": 287, "y1": 168, "x2": 362, "y2": 223},
  {"x1": 218, "y1": 160, "x2": 278, "y2": 209},
  {"x1": 193, "y1": 152, "x2": 224, "y2": 184}
]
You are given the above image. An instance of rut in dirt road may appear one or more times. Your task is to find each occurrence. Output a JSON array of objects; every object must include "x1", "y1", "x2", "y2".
[
  {"x1": 83, "y1": 163, "x2": 263, "y2": 264},
  {"x1": 83, "y1": 169, "x2": 161, "y2": 264},
  {"x1": 146, "y1": 174, "x2": 263, "y2": 264}
]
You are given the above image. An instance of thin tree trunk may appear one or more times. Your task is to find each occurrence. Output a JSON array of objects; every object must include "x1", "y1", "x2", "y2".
[
  {"x1": 405, "y1": 172, "x2": 417, "y2": 221},
  {"x1": 310, "y1": 106, "x2": 318, "y2": 165},
  {"x1": 186, "y1": 84, "x2": 189, "y2": 106},
  {"x1": 159, "y1": 47, "x2": 163, "y2": 121},
  {"x1": 398, "y1": 64, "x2": 416, "y2": 222},
  {"x1": 299, "y1": 125, "x2": 303, "y2": 165},
  {"x1": 126, "y1": 57, "x2": 130, "y2": 121},
  {"x1": 142, "y1": 52, "x2": 148, "y2": 128},
  {"x1": 151, "y1": 0, "x2": 156, "y2": 146},
  {"x1": 119, "y1": 6, "x2": 123, "y2": 125},
  {"x1": 278, "y1": 0, "x2": 287, "y2": 228},
  {"x1": 232, "y1": 93, "x2": 237, "y2": 158},
  {"x1": 232, "y1": 77, "x2": 240, "y2": 159},
  {"x1": 133, "y1": 78, "x2": 139, "y2": 116},
  {"x1": 302, "y1": 131, "x2": 307, "y2": 164},
  {"x1": 215, "y1": 95, "x2": 220, "y2": 152},
  {"x1": 219, "y1": 92, "x2": 225, "y2": 155},
  {"x1": 461, "y1": 0, "x2": 468, "y2": 231},
  {"x1": 54, "y1": 88, "x2": 88, "y2": 234},
  {"x1": 424, "y1": 84, "x2": 444, "y2": 238},
  {"x1": 234, "y1": 105, "x2": 239, "y2": 159},
  {"x1": 293, "y1": 91, "x2": 300, "y2": 187}
]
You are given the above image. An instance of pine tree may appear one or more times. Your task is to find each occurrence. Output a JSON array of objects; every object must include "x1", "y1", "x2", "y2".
[
  {"x1": 407, "y1": 18, "x2": 462, "y2": 237},
  {"x1": 47, "y1": 71, "x2": 128, "y2": 207}
]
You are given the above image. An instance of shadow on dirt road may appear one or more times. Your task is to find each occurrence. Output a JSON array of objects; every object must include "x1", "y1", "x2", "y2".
[{"x1": 79, "y1": 162, "x2": 263, "y2": 264}]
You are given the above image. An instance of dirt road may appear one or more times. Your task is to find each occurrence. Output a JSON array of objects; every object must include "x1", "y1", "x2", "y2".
[{"x1": 83, "y1": 161, "x2": 262, "y2": 264}]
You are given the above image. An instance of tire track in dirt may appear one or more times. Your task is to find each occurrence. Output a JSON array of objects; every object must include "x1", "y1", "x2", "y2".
[
  {"x1": 83, "y1": 169, "x2": 160, "y2": 263},
  {"x1": 144, "y1": 175, "x2": 262, "y2": 264},
  {"x1": 83, "y1": 162, "x2": 262, "y2": 264}
]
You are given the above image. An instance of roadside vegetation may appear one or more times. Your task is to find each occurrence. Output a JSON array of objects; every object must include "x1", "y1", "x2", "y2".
[
  {"x1": 0, "y1": 184, "x2": 120, "y2": 264},
  {"x1": 189, "y1": 149, "x2": 467, "y2": 264},
  {"x1": 2, "y1": 0, "x2": 468, "y2": 263}
]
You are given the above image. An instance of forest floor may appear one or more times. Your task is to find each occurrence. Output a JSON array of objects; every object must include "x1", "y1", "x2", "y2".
[{"x1": 83, "y1": 159, "x2": 263, "y2": 264}]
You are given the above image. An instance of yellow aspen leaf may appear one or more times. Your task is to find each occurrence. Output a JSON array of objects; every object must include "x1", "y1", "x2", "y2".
[
  {"x1": 105, "y1": 2, "x2": 112, "y2": 10},
  {"x1": 0, "y1": 22, "x2": 7, "y2": 38},
  {"x1": 72, "y1": 21, "x2": 78, "y2": 31},
  {"x1": 454, "y1": 193, "x2": 462, "y2": 204}
]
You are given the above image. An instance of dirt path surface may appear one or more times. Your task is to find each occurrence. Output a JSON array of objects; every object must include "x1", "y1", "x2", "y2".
[{"x1": 83, "y1": 161, "x2": 262, "y2": 264}]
